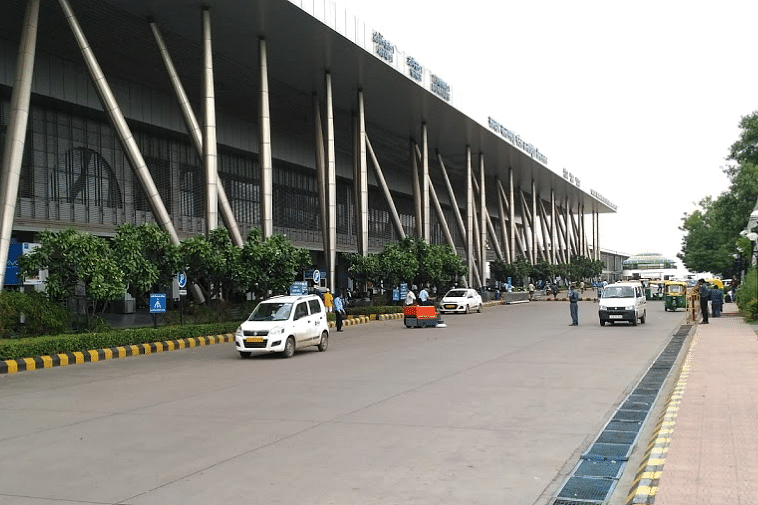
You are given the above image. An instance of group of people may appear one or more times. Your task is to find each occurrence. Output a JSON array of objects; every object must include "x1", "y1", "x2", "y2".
[
  {"x1": 697, "y1": 279, "x2": 727, "y2": 324},
  {"x1": 404, "y1": 286, "x2": 430, "y2": 306}
]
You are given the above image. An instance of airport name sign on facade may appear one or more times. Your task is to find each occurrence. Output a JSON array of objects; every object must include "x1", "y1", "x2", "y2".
[
  {"x1": 487, "y1": 116, "x2": 548, "y2": 165},
  {"x1": 372, "y1": 31, "x2": 451, "y2": 102},
  {"x1": 590, "y1": 189, "x2": 618, "y2": 210}
]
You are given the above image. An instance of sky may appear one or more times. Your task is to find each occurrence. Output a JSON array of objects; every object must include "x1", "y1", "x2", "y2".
[{"x1": 335, "y1": 0, "x2": 758, "y2": 272}]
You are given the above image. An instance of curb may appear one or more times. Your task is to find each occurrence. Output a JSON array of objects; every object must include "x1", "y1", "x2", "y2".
[
  {"x1": 1, "y1": 301, "x2": 514, "y2": 375},
  {"x1": 0, "y1": 333, "x2": 234, "y2": 375},
  {"x1": 623, "y1": 330, "x2": 697, "y2": 504}
]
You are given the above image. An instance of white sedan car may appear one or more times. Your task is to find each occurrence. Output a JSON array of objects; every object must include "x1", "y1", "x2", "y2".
[{"x1": 438, "y1": 288, "x2": 483, "y2": 314}]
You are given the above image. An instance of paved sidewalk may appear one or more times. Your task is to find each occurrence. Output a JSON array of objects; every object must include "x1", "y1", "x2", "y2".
[{"x1": 653, "y1": 315, "x2": 758, "y2": 504}]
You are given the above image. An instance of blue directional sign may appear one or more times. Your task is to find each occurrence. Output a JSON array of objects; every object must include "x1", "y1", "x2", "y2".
[
  {"x1": 393, "y1": 288, "x2": 400, "y2": 301},
  {"x1": 290, "y1": 281, "x2": 308, "y2": 295},
  {"x1": 177, "y1": 271, "x2": 187, "y2": 288},
  {"x1": 312, "y1": 269, "x2": 320, "y2": 283},
  {"x1": 150, "y1": 293, "x2": 167, "y2": 314}
]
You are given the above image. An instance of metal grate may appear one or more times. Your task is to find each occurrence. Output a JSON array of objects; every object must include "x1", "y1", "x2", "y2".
[
  {"x1": 597, "y1": 430, "x2": 637, "y2": 445},
  {"x1": 558, "y1": 476, "x2": 616, "y2": 501},
  {"x1": 574, "y1": 458, "x2": 624, "y2": 479},
  {"x1": 583, "y1": 442, "x2": 632, "y2": 460}
]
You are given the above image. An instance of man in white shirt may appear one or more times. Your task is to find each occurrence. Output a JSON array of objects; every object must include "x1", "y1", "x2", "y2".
[
  {"x1": 405, "y1": 289, "x2": 416, "y2": 305},
  {"x1": 419, "y1": 286, "x2": 429, "y2": 305}
]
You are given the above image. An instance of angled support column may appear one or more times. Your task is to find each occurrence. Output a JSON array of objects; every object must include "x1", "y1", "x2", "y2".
[
  {"x1": 496, "y1": 179, "x2": 511, "y2": 263},
  {"x1": 471, "y1": 170, "x2": 503, "y2": 261},
  {"x1": 259, "y1": 38, "x2": 273, "y2": 237},
  {"x1": 519, "y1": 190, "x2": 534, "y2": 263},
  {"x1": 437, "y1": 151, "x2": 466, "y2": 246},
  {"x1": 149, "y1": 20, "x2": 242, "y2": 246},
  {"x1": 356, "y1": 90, "x2": 368, "y2": 255},
  {"x1": 550, "y1": 189, "x2": 556, "y2": 264},
  {"x1": 565, "y1": 197, "x2": 573, "y2": 261},
  {"x1": 531, "y1": 180, "x2": 538, "y2": 263},
  {"x1": 57, "y1": 0, "x2": 179, "y2": 245},
  {"x1": 0, "y1": 0, "x2": 39, "y2": 291},
  {"x1": 201, "y1": 8, "x2": 218, "y2": 234},
  {"x1": 410, "y1": 141, "x2": 422, "y2": 238},
  {"x1": 421, "y1": 124, "x2": 430, "y2": 242},
  {"x1": 366, "y1": 136, "x2": 405, "y2": 240},
  {"x1": 414, "y1": 144, "x2": 455, "y2": 249},
  {"x1": 538, "y1": 198, "x2": 552, "y2": 263}
]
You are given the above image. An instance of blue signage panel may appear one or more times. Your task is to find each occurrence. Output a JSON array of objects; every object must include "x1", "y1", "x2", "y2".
[
  {"x1": 4, "y1": 241, "x2": 22, "y2": 286},
  {"x1": 177, "y1": 271, "x2": 187, "y2": 288},
  {"x1": 290, "y1": 281, "x2": 308, "y2": 295},
  {"x1": 393, "y1": 288, "x2": 400, "y2": 301},
  {"x1": 150, "y1": 293, "x2": 167, "y2": 314}
]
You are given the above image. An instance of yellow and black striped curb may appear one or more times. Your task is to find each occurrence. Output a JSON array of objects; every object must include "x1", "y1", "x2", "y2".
[
  {"x1": 0, "y1": 333, "x2": 234, "y2": 375},
  {"x1": 541, "y1": 297, "x2": 597, "y2": 302},
  {"x1": 624, "y1": 332, "x2": 697, "y2": 505}
]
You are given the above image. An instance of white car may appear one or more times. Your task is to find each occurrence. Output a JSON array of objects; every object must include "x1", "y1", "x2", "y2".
[
  {"x1": 438, "y1": 288, "x2": 483, "y2": 314},
  {"x1": 234, "y1": 294, "x2": 329, "y2": 358}
]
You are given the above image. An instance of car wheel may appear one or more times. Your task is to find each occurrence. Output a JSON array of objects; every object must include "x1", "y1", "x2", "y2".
[
  {"x1": 239, "y1": 351, "x2": 251, "y2": 359},
  {"x1": 631, "y1": 316, "x2": 638, "y2": 326},
  {"x1": 640, "y1": 311, "x2": 646, "y2": 324},
  {"x1": 600, "y1": 320, "x2": 605, "y2": 326},
  {"x1": 477, "y1": 303, "x2": 482, "y2": 313},
  {"x1": 318, "y1": 331, "x2": 328, "y2": 352},
  {"x1": 282, "y1": 336, "x2": 295, "y2": 358},
  {"x1": 465, "y1": 304, "x2": 470, "y2": 314}
]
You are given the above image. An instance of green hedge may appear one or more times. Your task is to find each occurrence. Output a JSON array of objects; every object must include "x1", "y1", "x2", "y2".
[{"x1": 0, "y1": 322, "x2": 239, "y2": 361}]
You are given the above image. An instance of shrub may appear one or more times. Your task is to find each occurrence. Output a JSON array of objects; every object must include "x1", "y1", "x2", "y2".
[{"x1": 0, "y1": 291, "x2": 70, "y2": 338}]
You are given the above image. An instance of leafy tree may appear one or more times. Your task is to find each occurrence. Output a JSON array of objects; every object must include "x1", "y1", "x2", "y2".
[
  {"x1": 238, "y1": 229, "x2": 311, "y2": 299},
  {"x1": 112, "y1": 223, "x2": 181, "y2": 306},
  {"x1": 530, "y1": 259, "x2": 556, "y2": 283},
  {"x1": 343, "y1": 252, "x2": 380, "y2": 289},
  {"x1": 490, "y1": 258, "x2": 515, "y2": 283},
  {"x1": 729, "y1": 110, "x2": 758, "y2": 165},
  {"x1": 18, "y1": 228, "x2": 126, "y2": 312},
  {"x1": 377, "y1": 243, "x2": 417, "y2": 289}
]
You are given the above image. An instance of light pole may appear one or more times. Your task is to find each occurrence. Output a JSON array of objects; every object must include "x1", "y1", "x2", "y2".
[{"x1": 745, "y1": 231, "x2": 758, "y2": 316}]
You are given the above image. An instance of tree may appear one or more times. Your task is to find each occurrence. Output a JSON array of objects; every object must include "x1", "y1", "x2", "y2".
[
  {"x1": 112, "y1": 223, "x2": 181, "y2": 306},
  {"x1": 377, "y1": 243, "x2": 417, "y2": 289},
  {"x1": 18, "y1": 228, "x2": 126, "y2": 313},
  {"x1": 729, "y1": 110, "x2": 758, "y2": 165},
  {"x1": 238, "y1": 229, "x2": 311, "y2": 299}
]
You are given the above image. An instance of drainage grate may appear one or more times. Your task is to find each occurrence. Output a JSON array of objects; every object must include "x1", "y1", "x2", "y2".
[
  {"x1": 550, "y1": 324, "x2": 692, "y2": 505},
  {"x1": 597, "y1": 430, "x2": 637, "y2": 445},
  {"x1": 583, "y1": 442, "x2": 632, "y2": 460},
  {"x1": 574, "y1": 458, "x2": 624, "y2": 479},
  {"x1": 558, "y1": 476, "x2": 616, "y2": 501}
]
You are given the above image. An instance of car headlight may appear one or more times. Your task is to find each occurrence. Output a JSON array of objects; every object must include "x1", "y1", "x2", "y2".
[
  {"x1": 599, "y1": 307, "x2": 608, "y2": 312},
  {"x1": 624, "y1": 306, "x2": 634, "y2": 311},
  {"x1": 235, "y1": 325, "x2": 243, "y2": 337},
  {"x1": 269, "y1": 325, "x2": 285, "y2": 336}
]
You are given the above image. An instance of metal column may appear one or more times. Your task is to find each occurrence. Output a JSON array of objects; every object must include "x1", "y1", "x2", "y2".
[
  {"x1": 357, "y1": 90, "x2": 368, "y2": 255},
  {"x1": 366, "y1": 137, "x2": 405, "y2": 240},
  {"x1": 201, "y1": 8, "x2": 218, "y2": 234},
  {"x1": 313, "y1": 94, "x2": 329, "y2": 282},
  {"x1": 509, "y1": 168, "x2": 516, "y2": 262},
  {"x1": 531, "y1": 180, "x2": 537, "y2": 263},
  {"x1": 437, "y1": 151, "x2": 466, "y2": 246},
  {"x1": 325, "y1": 73, "x2": 336, "y2": 290},
  {"x1": 421, "y1": 123, "x2": 429, "y2": 242},
  {"x1": 57, "y1": 0, "x2": 180, "y2": 245},
  {"x1": 149, "y1": 21, "x2": 242, "y2": 246},
  {"x1": 0, "y1": 0, "x2": 39, "y2": 291},
  {"x1": 479, "y1": 154, "x2": 486, "y2": 285},
  {"x1": 259, "y1": 38, "x2": 273, "y2": 238},
  {"x1": 466, "y1": 147, "x2": 474, "y2": 287},
  {"x1": 550, "y1": 189, "x2": 556, "y2": 264},
  {"x1": 410, "y1": 141, "x2": 422, "y2": 238}
]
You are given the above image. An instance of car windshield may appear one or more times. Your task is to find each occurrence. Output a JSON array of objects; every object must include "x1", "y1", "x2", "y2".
[
  {"x1": 667, "y1": 285, "x2": 684, "y2": 294},
  {"x1": 445, "y1": 290, "x2": 467, "y2": 298},
  {"x1": 602, "y1": 286, "x2": 634, "y2": 298},
  {"x1": 248, "y1": 302, "x2": 293, "y2": 321}
]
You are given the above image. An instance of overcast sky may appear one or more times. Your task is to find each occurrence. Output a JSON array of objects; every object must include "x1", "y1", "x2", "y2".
[{"x1": 335, "y1": 0, "x2": 758, "y2": 271}]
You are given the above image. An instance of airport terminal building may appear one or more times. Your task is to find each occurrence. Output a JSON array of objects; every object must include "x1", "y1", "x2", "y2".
[{"x1": 0, "y1": 0, "x2": 616, "y2": 293}]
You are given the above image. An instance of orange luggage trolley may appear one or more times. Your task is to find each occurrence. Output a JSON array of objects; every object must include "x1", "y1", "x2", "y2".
[{"x1": 403, "y1": 305, "x2": 444, "y2": 328}]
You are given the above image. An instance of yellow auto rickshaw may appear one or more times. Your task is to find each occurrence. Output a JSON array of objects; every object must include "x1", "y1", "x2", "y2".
[
  {"x1": 664, "y1": 281, "x2": 688, "y2": 311},
  {"x1": 706, "y1": 278, "x2": 724, "y2": 290}
]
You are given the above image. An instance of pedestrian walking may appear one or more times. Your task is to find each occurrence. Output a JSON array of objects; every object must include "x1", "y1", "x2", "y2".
[
  {"x1": 528, "y1": 282, "x2": 535, "y2": 300},
  {"x1": 568, "y1": 283, "x2": 579, "y2": 325},
  {"x1": 334, "y1": 291, "x2": 345, "y2": 331},
  {"x1": 323, "y1": 288, "x2": 333, "y2": 313},
  {"x1": 698, "y1": 278, "x2": 710, "y2": 324},
  {"x1": 710, "y1": 284, "x2": 724, "y2": 317}
]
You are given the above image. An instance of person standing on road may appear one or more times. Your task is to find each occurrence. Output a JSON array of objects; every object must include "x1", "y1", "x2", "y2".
[
  {"x1": 528, "y1": 281, "x2": 535, "y2": 300},
  {"x1": 323, "y1": 288, "x2": 333, "y2": 313},
  {"x1": 334, "y1": 291, "x2": 345, "y2": 331},
  {"x1": 698, "y1": 279, "x2": 710, "y2": 324},
  {"x1": 419, "y1": 286, "x2": 429, "y2": 305},
  {"x1": 568, "y1": 283, "x2": 579, "y2": 326}
]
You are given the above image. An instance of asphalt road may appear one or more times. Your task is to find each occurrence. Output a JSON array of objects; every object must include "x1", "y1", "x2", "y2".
[{"x1": 0, "y1": 299, "x2": 687, "y2": 505}]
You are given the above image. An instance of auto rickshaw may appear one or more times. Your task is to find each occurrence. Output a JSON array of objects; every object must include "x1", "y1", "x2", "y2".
[{"x1": 664, "y1": 281, "x2": 688, "y2": 311}]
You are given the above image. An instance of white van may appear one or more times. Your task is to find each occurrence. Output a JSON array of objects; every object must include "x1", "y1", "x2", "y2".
[
  {"x1": 598, "y1": 282, "x2": 647, "y2": 326},
  {"x1": 234, "y1": 294, "x2": 329, "y2": 358}
]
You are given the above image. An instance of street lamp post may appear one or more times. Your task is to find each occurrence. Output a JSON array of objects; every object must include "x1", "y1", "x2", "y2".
[{"x1": 746, "y1": 231, "x2": 758, "y2": 316}]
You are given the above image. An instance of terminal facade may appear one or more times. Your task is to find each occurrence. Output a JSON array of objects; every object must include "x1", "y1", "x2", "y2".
[{"x1": 0, "y1": 0, "x2": 616, "y2": 294}]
